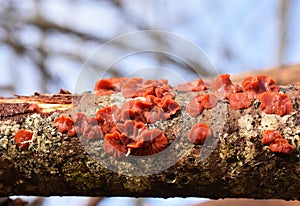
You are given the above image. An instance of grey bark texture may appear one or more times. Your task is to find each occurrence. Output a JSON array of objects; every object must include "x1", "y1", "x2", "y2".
[{"x1": 0, "y1": 86, "x2": 299, "y2": 199}]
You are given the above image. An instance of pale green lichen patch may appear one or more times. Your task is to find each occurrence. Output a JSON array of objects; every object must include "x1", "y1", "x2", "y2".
[
  {"x1": 259, "y1": 113, "x2": 283, "y2": 131},
  {"x1": 0, "y1": 120, "x2": 20, "y2": 149},
  {"x1": 123, "y1": 176, "x2": 151, "y2": 193}
]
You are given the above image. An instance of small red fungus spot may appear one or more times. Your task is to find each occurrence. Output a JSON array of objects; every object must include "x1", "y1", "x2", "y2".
[
  {"x1": 228, "y1": 93, "x2": 252, "y2": 110},
  {"x1": 186, "y1": 100, "x2": 204, "y2": 117},
  {"x1": 297, "y1": 82, "x2": 300, "y2": 91},
  {"x1": 259, "y1": 92, "x2": 293, "y2": 116},
  {"x1": 54, "y1": 115, "x2": 75, "y2": 135},
  {"x1": 269, "y1": 139, "x2": 295, "y2": 154},
  {"x1": 189, "y1": 123, "x2": 212, "y2": 145},
  {"x1": 201, "y1": 94, "x2": 218, "y2": 109},
  {"x1": 14, "y1": 129, "x2": 33, "y2": 150},
  {"x1": 261, "y1": 129, "x2": 283, "y2": 145},
  {"x1": 26, "y1": 104, "x2": 39, "y2": 113}
]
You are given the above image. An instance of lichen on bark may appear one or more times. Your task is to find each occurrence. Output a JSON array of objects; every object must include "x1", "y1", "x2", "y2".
[{"x1": 0, "y1": 84, "x2": 299, "y2": 199}]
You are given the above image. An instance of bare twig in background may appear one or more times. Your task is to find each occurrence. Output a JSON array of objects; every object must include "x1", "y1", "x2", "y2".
[{"x1": 278, "y1": 0, "x2": 290, "y2": 66}]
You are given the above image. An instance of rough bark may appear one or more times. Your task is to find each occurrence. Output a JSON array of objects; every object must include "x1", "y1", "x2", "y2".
[{"x1": 0, "y1": 86, "x2": 299, "y2": 199}]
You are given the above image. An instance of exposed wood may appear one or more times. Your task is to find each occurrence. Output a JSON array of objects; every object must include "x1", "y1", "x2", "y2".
[
  {"x1": 231, "y1": 64, "x2": 300, "y2": 85},
  {"x1": 0, "y1": 84, "x2": 300, "y2": 199}
]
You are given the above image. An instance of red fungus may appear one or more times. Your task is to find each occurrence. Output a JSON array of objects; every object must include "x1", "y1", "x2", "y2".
[
  {"x1": 261, "y1": 129, "x2": 283, "y2": 145},
  {"x1": 26, "y1": 104, "x2": 39, "y2": 113},
  {"x1": 242, "y1": 75, "x2": 279, "y2": 99},
  {"x1": 297, "y1": 82, "x2": 300, "y2": 91},
  {"x1": 14, "y1": 129, "x2": 33, "y2": 150},
  {"x1": 261, "y1": 129, "x2": 295, "y2": 154},
  {"x1": 96, "y1": 106, "x2": 119, "y2": 134},
  {"x1": 130, "y1": 128, "x2": 168, "y2": 156},
  {"x1": 228, "y1": 93, "x2": 252, "y2": 110},
  {"x1": 116, "y1": 120, "x2": 146, "y2": 139},
  {"x1": 259, "y1": 92, "x2": 293, "y2": 116},
  {"x1": 121, "y1": 78, "x2": 144, "y2": 98},
  {"x1": 186, "y1": 94, "x2": 218, "y2": 117},
  {"x1": 73, "y1": 112, "x2": 88, "y2": 135},
  {"x1": 158, "y1": 98, "x2": 181, "y2": 117},
  {"x1": 201, "y1": 94, "x2": 218, "y2": 109},
  {"x1": 186, "y1": 100, "x2": 204, "y2": 117},
  {"x1": 94, "y1": 77, "x2": 128, "y2": 95},
  {"x1": 269, "y1": 139, "x2": 295, "y2": 154},
  {"x1": 176, "y1": 79, "x2": 208, "y2": 92},
  {"x1": 82, "y1": 117, "x2": 103, "y2": 139},
  {"x1": 103, "y1": 120, "x2": 168, "y2": 158},
  {"x1": 211, "y1": 74, "x2": 242, "y2": 98},
  {"x1": 144, "y1": 106, "x2": 166, "y2": 123},
  {"x1": 54, "y1": 115, "x2": 76, "y2": 136},
  {"x1": 103, "y1": 131, "x2": 129, "y2": 158},
  {"x1": 189, "y1": 123, "x2": 212, "y2": 145}
]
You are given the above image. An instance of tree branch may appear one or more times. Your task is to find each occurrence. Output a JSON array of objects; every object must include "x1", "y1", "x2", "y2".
[{"x1": 0, "y1": 79, "x2": 299, "y2": 199}]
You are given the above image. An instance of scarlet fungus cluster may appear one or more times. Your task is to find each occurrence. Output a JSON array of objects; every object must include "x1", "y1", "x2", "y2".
[
  {"x1": 54, "y1": 78, "x2": 181, "y2": 158},
  {"x1": 189, "y1": 123, "x2": 212, "y2": 144},
  {"x1": 242, "y1": 75, "x2": 279, "y2": 99},
  {"x1": 181, "y1": 74, "x2": 294, "y2": 116},
  {"x1": 103, "y1": 120, "x2": 168, "y2": 158},
  {"x1": 53, "y1": 75, "x2": 296, "y2": 158},
  {"x1": 94, "y1": 77, "x2": 128, "y2": 95},
  {"x1": 54, "y1": 115, "x2": 76, "y2": 137},
  {"x1": 176, "y1": 79, "x2": 207, "y2": 92},
  {"x1": 262, "y1": 130, "x2": 294, "y2": 154},
  {"x1": 14, "y1": 129, "x2": 33, "y2": 150},
  {"x1": 186, "y1": 94, "x2": 218, "y2": 117},
  {"x1": 259, "y1": 92, "x2": 293, "y2": 116}
]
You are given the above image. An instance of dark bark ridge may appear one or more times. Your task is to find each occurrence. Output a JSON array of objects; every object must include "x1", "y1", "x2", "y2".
[{"x1": 0, "y1": 85, "x2": 299, "y2": 199}]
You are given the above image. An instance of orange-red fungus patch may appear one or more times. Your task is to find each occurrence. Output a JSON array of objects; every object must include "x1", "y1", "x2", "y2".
[
  {"x1": 186, "y1": 94, "x2": 218, "y2": 117},
  {"x1": 189, "y1": 123, "x2": 212, "y2": 145},
  {"x1": 186, "y1": 99, "x2": 203, "y2": 117},
  {"x1": 242, "y1": 75, "x2": 279, "y2": 99},
  {"x1": 201, "y1": 94, "x2": 218, "y2": 109},
  {"x1": 211, "y1": 74, "x2": 242, "y2": 98},
  {"x1": 228, "y1": 93, "x2": 252, "y2": 110},
  {"x1": 270, "y1": 139, "x2": 295, "y2": 154},
  {"x1": 176, "y1": 79, "x2": 208, "y2": 92},
  {"x1": 261, "y1": 129, "x2": 283, "y2": 145},
  {"x1": 14, "y1": 129, "x2": 33, "y2": 150},
  {"x1": 103, "y1": 120, "x2": 168, "y2": 158},
  {"x1": 261, "y1": 129, "x2": 294, "y2": 154},
  {"x1": 54, "y1": 115, "x2": 76, "y2": 137},
  {"x1": 297, "y1": 82, "x2": 300, "y2": 91},
  {"x1": 259, "y1": 92, "x2": 293, "y2": 116},
  {"x1": 103, "y1": 131, "x2": 129, "y2": 158},
  {"x1": 94, "y1": 77, "x2": 128, "y2": 95}
]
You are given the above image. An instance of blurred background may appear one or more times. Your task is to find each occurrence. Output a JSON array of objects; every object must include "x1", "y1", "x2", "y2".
[{"x1": 1, "y1": 0, "x2": 300, "y2": 205}]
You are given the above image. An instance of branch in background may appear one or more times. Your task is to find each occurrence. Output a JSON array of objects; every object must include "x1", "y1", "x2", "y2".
[{"x1": 278, "y1": 0, "x2": 290, "y2": 66}]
